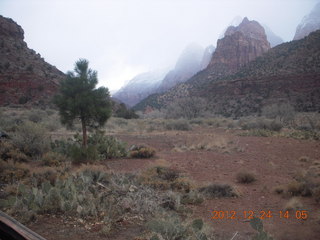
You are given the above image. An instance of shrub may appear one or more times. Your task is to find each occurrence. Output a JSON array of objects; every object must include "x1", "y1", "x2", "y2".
[
  {"x1": 42, "y1": 152, "x2": 68, "y2": 167},
  {"x1": 0, "y1": 159, "x2": 30, "y2": 184},
  {"x1": 130, "y1": 145, "x2": 155, "y2": 158},
  {"x1": 139, "y1": 166, "x2": 191, "y2": 192},
  {"x1": 0, "y1": 141, "x2": 29, "y2": 162},
  {"x1": 198, "y1": 183, "x2": 239, "y2": 198},
  {"x1": 284, "y1": 197, "x2": 303, "y2": 211},
  {"x1": 241, "y1": 117, "x2": 283, "y2": 132},
  {"x1": 69, "y1": 145, "x2": 99, "y2": 164},
  {"x1": 181, "y1": 190, "x2": 204, "y2": 205},
  {"x1": 146, "y1": 215, "x2": 210, "y2": 240},
  {"x1": 12, "y1": 121, "x2": 50, "y2": 157},
  {"x1": 236, "y1": 171, "x2": 256, "y2": 184},
  {"x1": 262, "y1": 102, "x2": 295, "y2": 125},
  {"x1": 52, "y1": 131, "x2": 127, "y2": 163},
  {"x1": 165, "y1": 119, "x2": 191, "y2": 131},
  {"x1": 286, "y1": 181, "x2": 312, "y2": 197},
  {"x1": 89, "y1": 131, "x2": 127, "y2": 159}
]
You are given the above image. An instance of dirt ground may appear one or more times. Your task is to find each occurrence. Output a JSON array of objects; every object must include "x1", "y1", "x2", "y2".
[{"x1": 27, "y1": 127, "x2": 320, "y2": 240}]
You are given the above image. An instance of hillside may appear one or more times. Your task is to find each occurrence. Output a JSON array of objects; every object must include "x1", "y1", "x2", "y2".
[
  {"x1": 134, "y1": 29, "x2": 320, "y2": 117},
  {"x1": 0, "y1": 15, "x2": 65, "y2": 106}
]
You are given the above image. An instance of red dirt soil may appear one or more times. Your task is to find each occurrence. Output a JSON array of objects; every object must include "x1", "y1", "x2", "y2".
[{"x1": 27, "y1": 127, "x2": 320, "y2": 240}]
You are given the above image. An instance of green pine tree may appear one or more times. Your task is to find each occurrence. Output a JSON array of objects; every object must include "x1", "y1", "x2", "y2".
[{"x1": 54, "y1": 59, "x2": 111, "y2": 147}]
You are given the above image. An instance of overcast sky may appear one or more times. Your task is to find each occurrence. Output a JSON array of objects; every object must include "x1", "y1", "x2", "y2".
[{"x1": 0, "y1": 0, "x2": 318, "y2": 92}]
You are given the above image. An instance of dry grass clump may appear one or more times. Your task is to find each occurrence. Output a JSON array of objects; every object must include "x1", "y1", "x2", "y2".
[
  {"x1": 284, "y1": 197, "x2": 303, "y2": 211},
  {"x1": 299, "y1": 156, "x2": 310, "y2": 163},
  {"x1": 236, "y1": 170, "x2": 256, "y2": 184},
  {"x1": 173, "y1": 134, "x2": 236, "y2": 154},
  {"x1": 198, "y1": 183, "x2": 239, "y2": 199}
]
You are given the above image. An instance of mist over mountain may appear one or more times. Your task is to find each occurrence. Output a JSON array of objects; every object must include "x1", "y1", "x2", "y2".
[
  {"x1": 112, "y1": 69, "x2": 167, "y2": 107},
  {"x1": 200, "y1": 45, "x2": 215, "y2": 70},
  {"x1": 158, "y1": 43, "x2": 204, "y2": 92},
  {"x1": 263, "y1": 24, "x2": 284, "y2": 47},
  {"x1": 294, "y1": 2, "x2": 320, "y2": 40}
]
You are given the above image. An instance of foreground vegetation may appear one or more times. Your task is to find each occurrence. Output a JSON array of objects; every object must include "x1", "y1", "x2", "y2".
[{"x1": 0, "y1": 105, "x2": 320, "y2": 239}]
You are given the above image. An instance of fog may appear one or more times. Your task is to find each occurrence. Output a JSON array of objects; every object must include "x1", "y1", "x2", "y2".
[{"x1": 0, "y1": 0, "x2": 318, "y2": 92}]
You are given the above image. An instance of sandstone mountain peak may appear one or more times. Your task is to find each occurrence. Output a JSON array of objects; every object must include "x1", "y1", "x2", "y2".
[
  {"x1": 294, "y1": 2, "x2": 320, "y2": 40},
  {"x1": 208, "y1": 17, "x2": 270, "y2": 75}
]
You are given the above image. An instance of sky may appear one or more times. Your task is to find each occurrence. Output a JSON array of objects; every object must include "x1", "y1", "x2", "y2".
[{"x1": 0, "y1": 0, "x2": 318, "y2": 92}]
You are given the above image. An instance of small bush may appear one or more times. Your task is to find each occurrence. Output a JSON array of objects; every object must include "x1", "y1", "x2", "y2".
[
  {"x1": 0, "y1": 141, "x2": 29, "y2": 162},
  {"x1": 130, "y1": 145, "x2": 155, "y2": 158},
  {"x1": 284, "y1": 197, "x2": 303, "y2": 211},
  {"x1": 165, "y1": 119, "x2": 191, "y2": 131},
  {"x1": 42, "y1": 152, "x2": 68, "y2": 167},
  {"x1": 88, "y1": 131, "x2": 127, "y2": 159},
  {"x1": 181, "y1": 190, "x2": 204, "y2": 205},
  {"x1": 0, "y1": 159, "x2": 30, "y2": 184},
  {"x1": 198, "y1": 183, "x2": 239, "y2": 198},
  {"x1": 286, "y1": 181, "x2": 312, "y2": 197},
  {"x1": 139, "y1": 166, "x2": 191, "y2": 192},
  {"x1": 69, "y1": 145, "x2": 99, "y2": 164},
  {"x1": 236, "y1": 171, "x2": 256, "y2": 184},
  {"x1": 12, "y1": 121, "x2": 50, "y2": 157}
]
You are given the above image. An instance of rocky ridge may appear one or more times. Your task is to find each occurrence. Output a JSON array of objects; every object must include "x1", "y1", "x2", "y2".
[{"x1": 0, "y1": 15, "x2": 65, "y2": 105}]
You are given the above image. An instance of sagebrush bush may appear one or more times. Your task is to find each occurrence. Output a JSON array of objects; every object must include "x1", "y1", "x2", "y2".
[
  {"x1": 0, "y1": 159, "x2": 30, "y2": 184},
  {"x1": 130, "y1": 145, "x2": 155, "y2": 158},
  {"x1": 0, "y1": 141, "x2": 29, "y2": 162},
  {"x1": 236, "y1": 170, "x2": 256, "y2": 184},
  {"x1": 12, "y1": 121, "x2": 50, "y2": 157},
  {"x1": 139, "y1": 166, "x2": 191, "y2": 192},
  {"x1": 42, "y1": 152, "x2": 69, "y2": 167}
]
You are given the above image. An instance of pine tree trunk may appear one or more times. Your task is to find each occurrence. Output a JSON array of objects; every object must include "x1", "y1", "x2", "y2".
[{"x1": 81, "y1": 119, "x2": 87, "y2": 147}]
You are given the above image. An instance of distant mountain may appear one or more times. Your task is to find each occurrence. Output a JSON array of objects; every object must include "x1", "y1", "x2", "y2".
[
  {"x1": 134, "y1": 21, "x2": 320, "y2": 117},
  {"x1": 263, "y1": 25, "x2": 283, "y2": 47},
  {"x1": 0, "y1": 15, "x2": 65, "y2": 106},
  {"x1": 294, "y1": 2, "x2": 320, "y2": 40},
  {"x1": 158, "y1": 43, "x2": 204, "y2": 92},
  {"x1": 112, "y1": 69, "x2": 167, "y2": 107},
  {"x1": 200, "y1": 45, "x2": 215, "y2": 70},
  {"x1": 114, "y1": 43, "x2": 205, "y2": 107}
]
